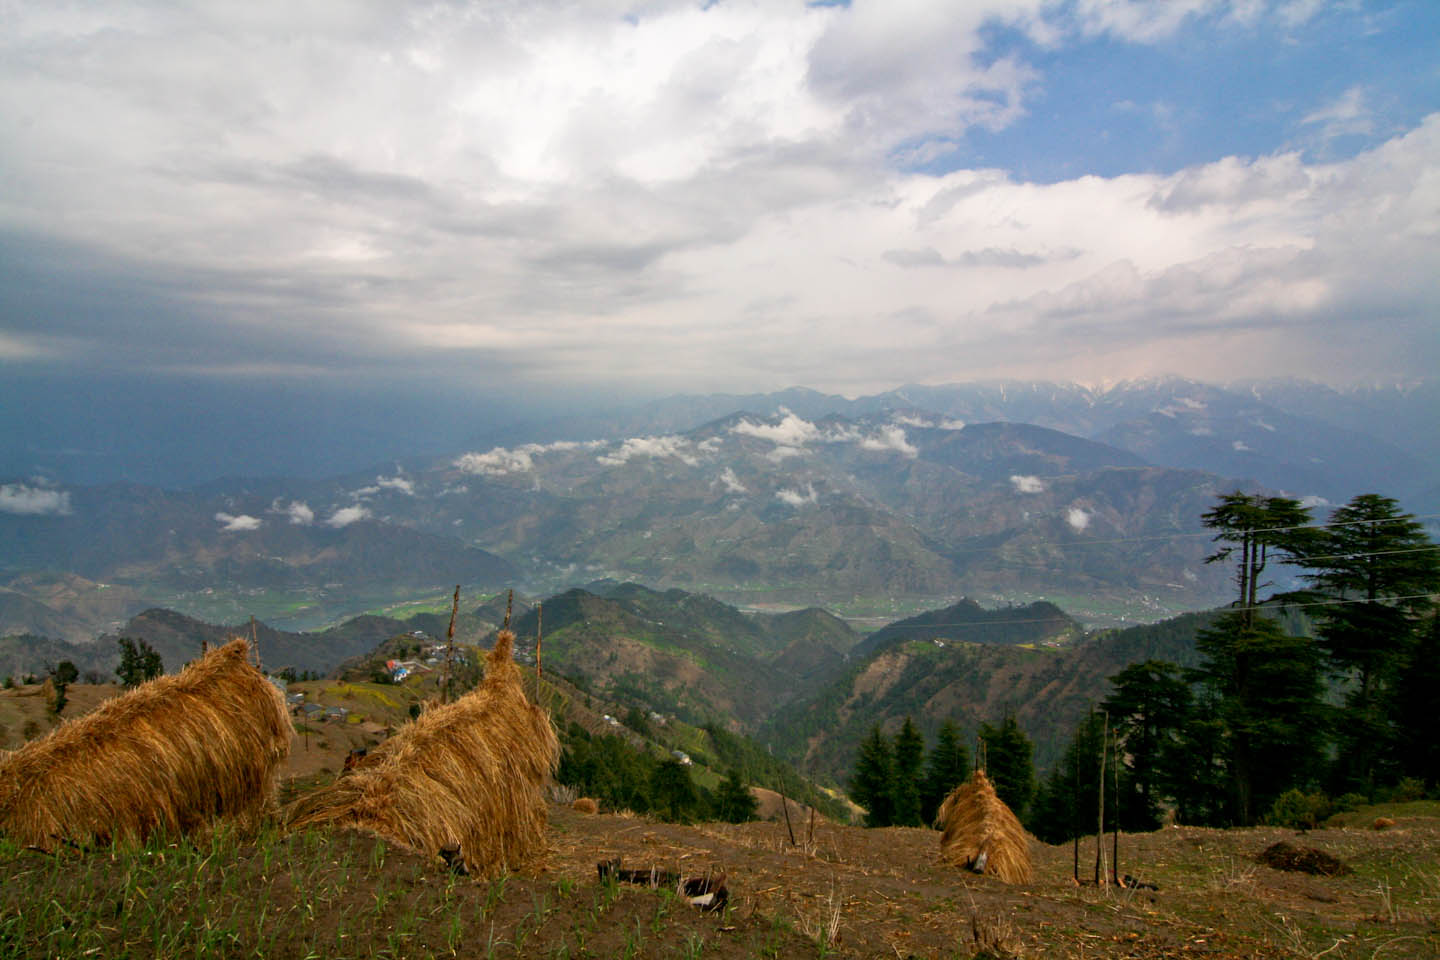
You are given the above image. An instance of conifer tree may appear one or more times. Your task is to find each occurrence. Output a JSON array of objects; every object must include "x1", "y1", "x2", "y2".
[
  {"x1": 978, "y1": 715, "x2": 1035, "y2": 820},
  {"x1": 891, "y1": 717, "x2": 925, "y2": 827},
  {"x1": 714, "y1": 768, "x2": 759, "y2": 823},
  {"x1": 1193, "y1": 611, "x2": 1324, "y2": 825},
  {"x1": 851, "y1": 725, "x2": 895, "y2": 827},
  {"x1": 1103, "y1": 660, "x2": 1191, "y2": 830},
  {"x1": 920, "y1": 719, "x2": 969, "y2": 825},
  {"x1": 1303, "y1": 495, "x2": 1439, "y2": 793}
]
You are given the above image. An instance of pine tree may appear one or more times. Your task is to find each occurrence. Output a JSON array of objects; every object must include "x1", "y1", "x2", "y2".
[
  {"x1": 978, "y1": 715, "x2": 1034, "y2": 820},
  {"x1": 115, "y1": 637, "x2": 164, "y2": 687},
  {"x1": 1202, "y1": 492, "x2": 1314, "y2": 621},
  {"x1": 1193, "y1": 611, "x2": 1325, "y2": 825},
  {"x1": 891, "y1": 717, "x2": 925, "y2": 827},
  {"x1": 851, "y1": 725, "x2": 896, "y2": 827},
  {"x1": 714, "y1": 769, "x2": 759, "y2": 823},
  {"x1": 1102, "y1": 660, "x2": 1191, "y2": 830},
  {"x1": 1027, "y1": 710, "x2": 1107, "y2": 845},
  {"x1": 1387, "y1": 613, "x2": 1440, "y2": 787},
  {"x1": 1303, "y1": 495, "x2": 1439, "y2": 794},
  {"x1": 920, "y1": 719, "x2": 969, "y2": 825}
]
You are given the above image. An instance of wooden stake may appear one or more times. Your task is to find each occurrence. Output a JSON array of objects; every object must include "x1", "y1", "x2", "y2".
[
  {"x1": 535, "y1": 602, "x2": 544, "y2": 701},
  {"x1": 443, "y1": 585, "x2": 459, "y2": 703},
  {"x1": 250, "y1": 616, "x2": 261, "y2": 672},
  {"x1": 779, "y1": 787, "x2": 796, "y2": 846},
  {"x1": 1095, "y1": 711, "x2": 1108, "y2": 885},
  {"x1": 503, "y1": 589, "x2": 513, "y2": 630},
  {"x1": 1111, "y1": 719, "x2": 1121, "y2": 887}
]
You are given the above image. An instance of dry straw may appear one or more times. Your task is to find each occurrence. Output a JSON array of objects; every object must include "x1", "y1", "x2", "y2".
[
  {"x1": 936, "y1": 769, "x2": 1034, "y2": 883},
  {"x1": 0, "y1": 639, "x2": 290, "y2": 849},
  {"x1": 283, "y1": 629, "x2": 558, "y2": 878}
]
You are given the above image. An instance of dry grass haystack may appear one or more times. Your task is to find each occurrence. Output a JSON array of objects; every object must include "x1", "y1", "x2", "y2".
[
  {"x1": 572, "y1": 797, "x2": 599, "y2": 815},
  {"x1": 0, "y1": 639, "x2": 290, "y2": 849},
  {"x1": 936, "y1": 769, "x2": 1033, "y2": 883},
  {"x1": 283, "y1": 630, "x2": 558, "y2": 878}
]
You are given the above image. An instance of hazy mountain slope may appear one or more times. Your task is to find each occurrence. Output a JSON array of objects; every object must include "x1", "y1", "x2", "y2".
[{"x1": 764, "y1": 607, "x2": 1217, "y2": 785}]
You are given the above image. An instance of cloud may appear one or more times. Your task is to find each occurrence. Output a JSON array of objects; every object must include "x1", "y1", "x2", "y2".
[
  {"x1": 716, "y1": 467, "x2": 747, "y2": 494},
  {"x1": 375, "y1": 474, "x2": 414, "y2": 495},
  {"x1": 215, "y1": 511, "x2": 262, "y2": 532},
  {"x1": 325, "y1": 504, "x2": 371, "y2": 528},
  {"x1": 775, "y1": 483, "x2": 818, "y2": 507},
  {"x1": 455, "y1": 440, "x2": 600, "y2": 476},
  {"x1": 1301, "y1": 85, "x2": 1373, "y2": 143},
  {"x1": 597, "y1": 435, "x2": 699, "y2": 467},
  {"x1": 1066, "y1": 507, "x2": 1091, "y2": 531},
  {"x1": 1232, "y1": 440, "x2": 1251, "y2": 451},
  {"x1": 0, "y1": 483, "x2": 72, "y2": 516},
  {"x1": 732, "y1": 411, "x2": 822, "y2": 448},
  {"x1": 1011, "y1": 474, "x2": 1045, "y2": 494},
  {"x1": 0, "y1": 1, "x2": 1433, "y2": 401},
  {"x1": 271, "y1": 499, "x2": 315, "y2": 525},
  {"x1": 858, "y1": 425, "x2": 918, "y2": 458},
  {"x1": 456, "y1": 447, "x2": 536, "y2": 476}
]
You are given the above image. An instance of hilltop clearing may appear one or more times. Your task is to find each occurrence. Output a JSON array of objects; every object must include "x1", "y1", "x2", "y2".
[{"x1": 1, "y1": 803, "x2": 1435, "y2": 958}]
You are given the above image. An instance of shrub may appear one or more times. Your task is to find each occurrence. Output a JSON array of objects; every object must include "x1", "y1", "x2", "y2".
[{"x1": 1266, "y1": 789, "x2": 1333, "y2": 830}]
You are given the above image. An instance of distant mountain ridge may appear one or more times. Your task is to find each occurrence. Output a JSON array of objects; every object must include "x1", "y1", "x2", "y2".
[{"x1": 1, "y1": 376, "x2": 1433, "y2": 641}]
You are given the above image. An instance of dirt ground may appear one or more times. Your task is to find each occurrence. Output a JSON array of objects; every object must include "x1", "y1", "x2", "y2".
[{"x1": 538, "y1": 804, "x2": 1440, "y2": 959}]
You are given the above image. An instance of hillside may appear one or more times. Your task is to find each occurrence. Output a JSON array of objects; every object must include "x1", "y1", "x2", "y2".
[
  {"x1": 3, "y1": 799, "x2": 1437, "y2": 958},
  {"x1": 765, "y1": 610, "x2": 1218, "y2": 785}
]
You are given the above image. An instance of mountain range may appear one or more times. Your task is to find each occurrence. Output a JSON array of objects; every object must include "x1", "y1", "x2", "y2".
[{"x1": 1, "y1": 376, "x2": 1434, "y2": 643}]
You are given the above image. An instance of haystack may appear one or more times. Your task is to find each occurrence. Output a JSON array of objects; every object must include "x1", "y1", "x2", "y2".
[
  {"x1": 0, "y1": 639, "x2": 290, "y2": 849},
  {"x1": 936, "y1": 769, "x2": 1033, "y2": 883},
  {"x1": 283, "y1": 630, "x2": 558, "y2": 878}
]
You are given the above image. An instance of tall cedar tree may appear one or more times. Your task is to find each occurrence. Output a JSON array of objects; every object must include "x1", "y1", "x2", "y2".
[
  {"x1": 1029, "y1": 710, "x2": 1109, "y2": 845},
  {"x1": 1193, "y1": 611, "x2": 1325, "y2": 825},
  {"x1": 920, "y1": 719, "x2": 970, "y2": 825},
  {"x1": 1202, "y1": 492, "x2": 1315, "y2": 620},
  {"x1": 1388, "y1": 614, "x2": 1440, "y2": 787},
  {"x1": 851, "y1": 725, "x2": 896, "y2": 827},
  {"x1": 978, "y1": 715, "x2": 1035, "y2": 820},
  {"x1": 650, "y1": 758, "x2": 700, "y2": 822},
  {"x1": 115, "y1": 637, "x2": 164, "y2": 688},
  {"x1": 714, "y1": 769, "x2": 759, "y2": 823},
  {"x1": 1102, "y1": 660, "x2": 1192, "y2": 831},
  {"x1": 1302, "y1": 495, "x2": 1439, "y2": 794},
  {"x1": 891, "y1": 717, "x2": 925, "y2": 827}
]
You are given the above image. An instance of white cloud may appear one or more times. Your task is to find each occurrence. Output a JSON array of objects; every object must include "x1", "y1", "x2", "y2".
[
  {"x1": 597, "y1": 435, "x2": 699, "y2": 467},
  {"x1": 456, "y1": 447, "x2": 536, "y2": 476},
  {"x1": 732, "y1": 411, "x2": 821, "y2": 448},
  {"x1": 1011, "y1": 474, "x2": 1045, "y2": 494},
  {"x1": 716, "y1": 467, "x2": 747, "y2": 494},
  {"x1": 376, "y1": 474, "x2": 415, "y2": 495},
  {"x1": 455, "y1": 440, "x2": 600, "y2": 476},
  {"x1": 0, "y1": 483, "x2": 72, "y2": 516},
  {"x1": 858, "y1": 425, "x2": 918, "y2": 458},
  {"x1": 775, "y1": 483, "x2": 818, "y2": 507},
  {"x1": 1301, "y1": 85, "x2": 1373, "y2": 143},
  {"x1": 1232, "y1": 440, "x2": 1251, "y2": 451},
  {"x1": 325, "y1": 504, "x2": 371, "y2": 527},
  {"x1": 270, "y1": 498, "x2": 315, "y2": 525},
  {"x1": 0, "y1": 1, "x2": 1433, "y2": 395},
  {"x1": 215, "y1": 511, "x2": 262, "y2": 532},
  {"x1": 1299, "y1": 494, "x2": 1330, "y2": 509},
  {"x1": 350, "y1": 485, "x2": 381, "y2": 498},
  {"x1": 1066, "y1": 507, "x2": 1091, "y2": 531}
]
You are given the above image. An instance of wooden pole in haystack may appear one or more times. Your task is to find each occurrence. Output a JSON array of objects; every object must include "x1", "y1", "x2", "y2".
[
  {"x1": 534, "y1": 602, "x2": 544, "y2": 704},
  {"x1": 503, "y1": 589, "x2": 513, "y2": 630},
  {"x1": 282, "y1": 628, "x2": 558, "y2": 879},
  {"x1": 251, "y1": 615, "x2": 261, "y2": 672},
  {"x1": 443, "y1": 585, "x2": 460, "y2": 703}
]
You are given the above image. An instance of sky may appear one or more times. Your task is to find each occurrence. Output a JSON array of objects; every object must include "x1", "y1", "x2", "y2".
[{"x1": 2, "y1": 0, "x2": 1438, "y2": 482}]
